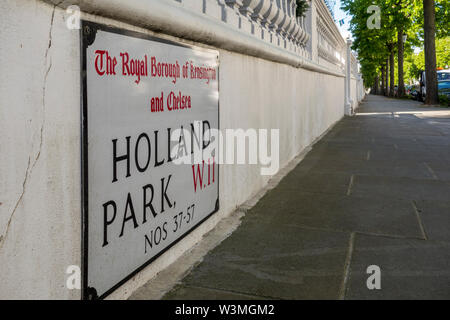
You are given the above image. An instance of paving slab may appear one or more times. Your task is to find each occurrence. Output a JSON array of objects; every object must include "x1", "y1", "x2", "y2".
[
  {"x1": 346, "y1": 234, "x2": 450, "y2": 300},
  {"x1": 305, "y1": 156, "x2": 434, "y2": 180},
  {"x1": 306, "y1": 144, "x2": 369, "y2": 162},
  {"x1": 275, "y1": 171, "x2": 351, "y2": 196},
  {"x1": 164, "y1": 285, "x2": 268, "y2": 300},
  {"x1": 350, "y1": 175, "x2": 450, "y2": 201},
  {"x1": 414, "y1": 200, "x2": 450, "y2": 242},
  {"x1": 168, "y1": 225, "x2": 350, "y2": 300},
  {"x1": 367, "y1": 148, "x2": 444, "y2": 163},
  {"x1": 423, "y1": 161, "x2": 450, "y2": 181},
  {"x1": 245, "y1": 191, "x2": 423, "y2": 238},
  {"x1": 425, "y1": 146, "x2": 450, "y2": 162}
]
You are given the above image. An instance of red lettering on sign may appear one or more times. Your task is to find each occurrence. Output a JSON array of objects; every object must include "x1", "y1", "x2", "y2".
[{"x1": 94, "y1": 50, "x2": 117, "y2": 76}]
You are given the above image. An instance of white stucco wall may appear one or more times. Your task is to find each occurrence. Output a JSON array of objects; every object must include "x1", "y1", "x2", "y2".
[
  {"x1": 351, "y1": 77, "x2": 364, "y2": 111},
  {"x1": 0, "y1": 0, "x2": 80, "y2": 299},
  {"x1": 0, "y1": 0, "x2": 345, "y2": 299},
  {"x1": 351, "y1": 78, "x2": 357, "y2": 110}
]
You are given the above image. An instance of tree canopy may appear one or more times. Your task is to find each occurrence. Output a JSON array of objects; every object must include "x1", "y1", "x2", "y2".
[{"x1": 341, "y1": 0, "x2": 449, "y2": 90}]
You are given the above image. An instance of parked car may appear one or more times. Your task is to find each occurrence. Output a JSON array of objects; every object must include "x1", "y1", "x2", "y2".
[
  {"x1": 409, "y1": 84, "x2": 420, "y2": 100},
  {"x1": 405, "y1": 85, "x2": 412, "y2": 95},
  {"x1": 418, "y1": 69, "x2": 450, "y2": 101},
  {"x1": 438, "y1": 75, "x2": 450, "y2": 99}
]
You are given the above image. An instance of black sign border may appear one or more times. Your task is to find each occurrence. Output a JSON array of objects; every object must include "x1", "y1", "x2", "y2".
[{"x1": 80, "y1": 21, "x2": 220, "y2": 300}]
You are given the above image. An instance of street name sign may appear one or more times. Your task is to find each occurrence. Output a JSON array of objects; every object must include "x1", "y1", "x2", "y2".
[{"x1": 81, "y1": 22, "x2": 219, "y2": 299}]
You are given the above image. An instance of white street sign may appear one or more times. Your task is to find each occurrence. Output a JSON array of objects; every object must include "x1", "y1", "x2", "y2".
[{"x1": 81, "y1": 22, "x2": 219, "y2": 299}]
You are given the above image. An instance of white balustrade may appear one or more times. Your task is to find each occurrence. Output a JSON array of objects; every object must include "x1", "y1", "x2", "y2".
[{"x1": 172, "y1": 0, "x2": 345, "y2": 66}]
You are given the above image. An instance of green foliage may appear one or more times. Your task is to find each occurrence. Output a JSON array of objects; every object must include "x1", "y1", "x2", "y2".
[
  {"x1": 404, "y1": 50, "x2": 423, "y2": 83},
  {"x1": 439, "y1": 94, "x2": 449, "y2": 106},
  {"x1": 436, "y1": 36, "x2": 450, "y2": 67},
  {"x1": 341, "y1": 0, "x2": 449, "y2": 89},
  {"x1": 435, "y1": 0, "x2": 450, "y2": 38},
  {"x1": 296, "y1": 0, "x2": 310, "y2": 18},
  {"x1": 403, "y1": 37, "x2": 450, "y2": 84}
]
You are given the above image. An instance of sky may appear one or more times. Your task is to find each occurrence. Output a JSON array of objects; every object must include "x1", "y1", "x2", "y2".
[{"x1": 333, "y1": 0, "x2": 352, "y2": 40}]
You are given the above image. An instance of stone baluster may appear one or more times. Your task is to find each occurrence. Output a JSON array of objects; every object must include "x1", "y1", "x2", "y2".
[
  {"x1": 295, "y1": 16, "x2": 302, "y2": 45},
  {"x1": 291, "y1": 21, "x2": 301, "y2": 52},
  {"x1": 240, "y1": 0, "x2": 262, "y2": 18},
  {"x1": 285, "y1": 0, "x2": 297, "y2": 50},
  {"x1": 240, "y1": 0, "x2": 264, "y2": 36},
  {"x1": 225, "y1": 0, "x2": 247, "y2": 31},
  {"x1": 302, "y1": 16, "x2": 310, "y2": 46},
  {"x1": 269, "y1": 0, "x2": 286, "y2": 45},
  {"x1": 246, "y1": 0, "x2": 265, "y2": 22},
  {"x1": 260, "y1": 0, "x2": 278, "y2": 43},
  {"x1": 289, "y1": 1, "x2": 301, "y2": 49},
  {"x1": 225, "y1": 0, "x2": 244, "y2": 12},
  {"x1": 276, "y1": 0, "x2": 289, "y2": 37},
  {"x1": 268, "y1": 0, "x2": 285, "y2": 45},
  {"x1": 289, "y1": 1, "x2": 303, "y2": 51},
  {"x1": 283, "y1": 1, "x2": 292, "y2": 37}
]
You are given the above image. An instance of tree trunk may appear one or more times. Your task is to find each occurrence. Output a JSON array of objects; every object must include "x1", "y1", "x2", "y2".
[
  {"x1": 374, "y1": 74, "x2": 379, "y2": 95},
  {"x1": 385, "y1": 58, "x2": 389, "y2": 96},
  {"x1": 390, "y1": 49, "x2": 395, "y2": 97},
  {"x1": 397, "y1": 29, "x2": 405, "y2": 97},
  {"x1": 423, "y1": 0, "x2": 438, "y2": 104},
  {"x1": 381, "y1": 65, "x2": 385, "y2": 96}
]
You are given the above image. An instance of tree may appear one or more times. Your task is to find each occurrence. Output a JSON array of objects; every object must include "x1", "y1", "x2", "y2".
[
  {"x1": 341, "y1": 0, "x2": 407, "y2": 94},
  {"x1": 388, "y1": 44, "x2": 395, "y2": 97},
  {"x1": 340, "y1": 0, "x2": 449, "y2": 99},
  {"x1": 397, "y1": 29, "x2": 405, "y2": 97},
  {"x1": 386, "y1": 58, "x2": 390, "y2": 95},
  {"x1": 389, "y1": 0, "x2": 415, "y2": 97},
  {"x1": 374, "y1": 73, "x2": 380, "y2": 94},
  {"x1": 423, "y1": 0, "x2": 439, "y2": 104},
  {"x1": 383, "y1": 0, "x2": 417, "y2": 97}
]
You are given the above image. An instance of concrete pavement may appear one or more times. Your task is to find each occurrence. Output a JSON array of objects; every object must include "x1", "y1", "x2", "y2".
[{"x1": 144, "y1": 95, "x2": 450, "y2": 299}]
